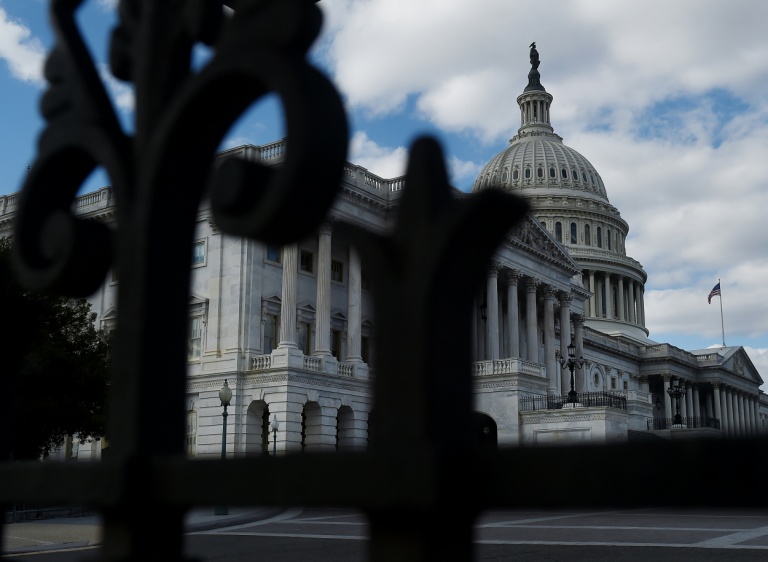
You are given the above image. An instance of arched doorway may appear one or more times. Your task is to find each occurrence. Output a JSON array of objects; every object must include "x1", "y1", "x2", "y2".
[
  {"x1": 245, "y1": 400, "x2": 270, "y2": 456},
  {"x1": 472, "y1": 412, "x2": 497, "y2": 450},
  {"x1": 336, "y1": 406, "x2": 355, "y2": 450},
  {"x1": 301, "y1": 401, "x2": 322, "y2": 451}
]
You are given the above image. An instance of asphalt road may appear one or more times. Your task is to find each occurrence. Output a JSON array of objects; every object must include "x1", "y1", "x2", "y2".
[{"x1": 6, "y1": 506, "x2": 768, "y2": 560}]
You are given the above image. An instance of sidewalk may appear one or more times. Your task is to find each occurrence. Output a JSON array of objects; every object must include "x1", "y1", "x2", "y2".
[{"x1": 2, "y1": 507, "x2": 280, "y2": 555}]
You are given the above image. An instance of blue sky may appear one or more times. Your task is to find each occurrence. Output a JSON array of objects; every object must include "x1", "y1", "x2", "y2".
[{"x1": 2, "y1": 0, "x2": 768, "y2": 382}]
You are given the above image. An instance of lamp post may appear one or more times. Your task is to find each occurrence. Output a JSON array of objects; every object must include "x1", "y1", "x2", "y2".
[
  {"x1": 215, "y1": 379, "x2": 232, "y2": 515},
  {"x1": 558, "y1": 342, "x2": 585, "y2": 405},
  {"x1": 270, "y1": 415, "x2": 279, "y2": 456},
  {"x1": 667, "y1": 381, "x2": 686, "y2": 426}
]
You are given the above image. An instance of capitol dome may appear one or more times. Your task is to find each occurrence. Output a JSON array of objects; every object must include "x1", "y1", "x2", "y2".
[{"x1": 474, "y1": 44, "x2": 649, "y2": 341}]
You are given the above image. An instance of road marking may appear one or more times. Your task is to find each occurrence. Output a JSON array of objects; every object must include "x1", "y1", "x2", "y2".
[
  {"x1": 211, "y1": 531, "x2": 367, "y2": 541},
  {"x1": 475, "y1": 539, "x2": 768, "y2": 549},
  {"x1": 3, "y1": 537, "x2": 55, "y2": 546},
  {"x1": 191, "y1": 507, "x2": 305, "y2": 533},
  {"x1": 481, "y1": 524, "x2": 752, "y2": 532},
  {"x1": 480, "y1": 509, "x2": 636, "y2": 526},
  {"x1": 694, "y1": 525, "x2": 768, "y2": 547}
]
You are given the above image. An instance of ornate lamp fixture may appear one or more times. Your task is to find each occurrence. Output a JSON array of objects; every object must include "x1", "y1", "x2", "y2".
[
  {"x1": 270, "y1": 414, "x2": 279, "y2": 457},
  {"x1": 558, "y1": 342, "x2": 585, "y2": 405},
  {"x1": 667, "y1": 381, "x2": 686, "y2": 426}
]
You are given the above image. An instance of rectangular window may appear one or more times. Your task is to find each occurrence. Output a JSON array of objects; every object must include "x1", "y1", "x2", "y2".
[
  {"x1": 570, "y1": 223, "x2": 577, "y2": 244},
  {"x1": 192, "y1": 240, "x2": 206, "y2": 266},
  {"x1": 331, "y1": 260, "x2": 344, "y2": 283},
  {"x1": 266, "y1": 244, "x2": 281, "y2": 263},
  {"x1": 186, "y1": 411, "x2": 197, "y2": 456},
  {"x1": 300, "y1": 250, "x2": 314, "y2": 273},
  {"x1": 298, "y1": 322, "x2": 311, "y2": 355},
  {"x1": 188, "y1": 316, "x2": 203, "y2": 360},
  {"x1": 331, "y1": 329, "x2": 342, "y2": 360},
  {"x1": 264, "y1": 314, "x2": 279, "y2": 354}
]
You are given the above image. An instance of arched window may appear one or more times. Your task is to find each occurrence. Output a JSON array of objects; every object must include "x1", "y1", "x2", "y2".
[
  {"x1": 570, "y1": 222, "x2": 577, "y2": 244},
  {"x1": 555, "y1": 221, "x2": 562, "y2": 243},
  {"x1": 537, "y1": 167, "x2": 543, "y2": 178},
  {"x1": 584, "y1": 224, "x2": 591, "y2": 246},
  {"x1": 572, "y1": 169, "x2": 578, "y2": 180},
  {"x1": 582, "y1": 172, "x2": 588, "y2": 183},
  {"x1": 596, "y1": 226, "x2": 602, "y2": 248},
  {"x1": 501, "y1": 169, "x2": 509, "y2": 182},
  {"x1": 525, "y1": 168, "x2": 531, "y2": 179},
  {"x1": 561, "y1": 168, "x2": 568, "y2": 179},
  {"x1": 513, "y1": 169, "x2": 519, "y2": 180},
  {"x1": 607, "y1": 229, "x2": 612, "y2": 251},
  {"x1": 549, "y1": 167, "x2": 556, "y2": 178}
]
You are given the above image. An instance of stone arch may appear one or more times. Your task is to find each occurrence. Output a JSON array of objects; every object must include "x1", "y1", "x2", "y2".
[
  {"x1": 472, "y1": 412, "x2": 498, "y2": 450},
  {"x1": 245, "y1": 400, "x2": 270, "y2": 456},
  {"x1": 301, "y1": 401, "x2": 323, "y2": 451},
  {"x1": 336, "y1": 406, "x2": 356, "y2": 450}
]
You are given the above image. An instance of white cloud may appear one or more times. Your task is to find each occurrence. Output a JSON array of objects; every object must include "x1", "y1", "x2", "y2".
[
  {"x1": 98, "y1": 64, "x2": 135, "y2": 112},
  {"x1": 97, "y1": 0, "x2": 118, "y2": 10},
  {"x1": 0, "y1": 8, "x2": 45, "y2": 84},
  {"x1": 348, "y1": 131, "x2": 407, "y2": 179}
]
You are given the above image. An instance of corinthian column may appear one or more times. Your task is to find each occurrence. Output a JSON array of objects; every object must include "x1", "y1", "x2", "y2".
[
  {"x1": 713, "y1": 383, "x2": 722, "y2": 431},
  {"x1": 278, "y1": 244, "x2": 298, "y2": 348},
  {"x1": 486, "y1": 262, "x2": 501, "y2": 360},
  {"x1": 346, "y1": 246, "x2": 362, "y2": 363},
  {"x1": 544, "y1": 286, "x2": 557, "y2": 394},
  {"x1": 559, "y1": 292, "x2": 572, "y2": 393},
  {"x1": 505, "y1": 270, "x2": 521, "y2": 358},
  {"x1": 588, "y1": 270, "x2": 596, "y2": 317},
  {"x1": 526, "y1": 278, "x2": 539, "y2": 362},
  {"x1": 617, "y1": 275, "x2": 625, "y2": 321},
  {"x1": 314, "y1": 224, "x2": 333, "y2": 357}
]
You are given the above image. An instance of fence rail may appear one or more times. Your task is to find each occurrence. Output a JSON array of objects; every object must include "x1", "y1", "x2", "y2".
[
  {"x1": 520, "y1": 391, "x2": 628, "y2": 412},
  {"x1": 648, "y1": 417, "x2": 721, "y2": 430}
]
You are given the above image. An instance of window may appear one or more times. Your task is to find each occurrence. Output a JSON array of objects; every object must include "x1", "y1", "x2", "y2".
[
  {"x1": 596, "y1": 226, "x2": 602, "y2": 248},
  {"x1": 607, "y1": 229, "x2": 612, "y2": 251},
  {"x1": 524, "y1": 168, "x2": 531, "y2": 179},
  {"x1": 570, "y1": 222, "x2": 577, "y2": 244},
  {"x1": 582, "y1": 172, "x2": 588, "y2": 183},
  {"x1": 537, "y1": 167, "x2": 543, "y2": 178},
  {"x1": 300, "y1": 250, "x2": 314, "y2": 273},
  {"x1": 186, "y1": 410, "x2": 197, "y2": 456},
  {"x1": 192, "y1": 240, "x2": 206, "y2": 266},
  {"x1": 264, "y1": 314, "x2": 279, "y2": 354},
  {"x1": 549, "y1": 167, "x2": 556, "y2": 178},
  {"x1": 331, "y1": 260, "x2": 344, "y2": 283},
  {"x1": 513, "y1": 169, "x2": 519, "y2": 180},
  {"x1": 298, "y1": 322, "x2": 311, "y2": 355},
  {"x1": 584, "y1": 224, "x2": 591, "y2": 246},
  {"x1": 331, "y1": 329, "x2": 342, "y2": 360},
  {"x1": 572, "y1": 169, "x2": 578, "y2": 180},
  {"x1": 501, "y1": 169, "x2": 509, "y2": 182},
  {"x1": 188, "y1": 316, "x2": 203, "y2": 360},
  {"x1": 561, "y1": 168, "x2": 567, "y2": 179},
  {"x1": 555, "y1": 222, "x2": 562, "y2": 243},
  {"x1": 266, "y1": 244, "x2": 281, "y2": 263}
]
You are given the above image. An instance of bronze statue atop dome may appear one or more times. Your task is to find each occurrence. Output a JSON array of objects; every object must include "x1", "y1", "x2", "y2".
[
  {"x1": 525, "y1": 42, "x2": 545, "y2": 92},
  {"x1": 529, "y1": 42, "x2": 540, "y2": 70}
]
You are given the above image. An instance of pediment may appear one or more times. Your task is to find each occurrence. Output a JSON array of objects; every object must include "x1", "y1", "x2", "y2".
[
  {"x1": 507, "y1": 214, "x2": 579, "y2": 273},
  {"x1": 726, "y1": 348, "x2": 764, "y2": 385}
]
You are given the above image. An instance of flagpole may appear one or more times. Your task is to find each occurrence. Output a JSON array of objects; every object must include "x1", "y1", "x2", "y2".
[{"x1": 718, "y1": 278, "x2": 725, "y2": 347}]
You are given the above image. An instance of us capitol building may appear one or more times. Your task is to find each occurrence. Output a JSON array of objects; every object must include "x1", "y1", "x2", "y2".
[{"x1": 2, "y1": 48, "x2": 766, "y2": 459}]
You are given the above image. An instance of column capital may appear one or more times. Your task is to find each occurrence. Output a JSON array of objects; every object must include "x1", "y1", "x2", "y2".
[
  {"x1": 571, "y1": 314, "x2": 585, "y2": 327},
  {"x1": 504, "y1": 269, "x2": 523, "y2": 284},
  {"x1": 638, "y1": 375, "x2": 648, "y2": 384},
  {"x1": 318, "y1": 222, "x2": 333, "y2": 236},
  {"x1": 542, "y1": 284, "x2": 557, "y2": 299},
  {"x1": 488, "y1": 260, "x2": 502, "y2": 276},
  {"x1": 558, "y1": 291, "x2": 573, "y2": 304},
  {"x1": 663, "y1": 374, "x2": 671, "y2": 382},
  {"x1": 712, "y1": 381, "x2": 721, "y2": 389},
  {"x1": 525, "y1": 277, "x2": 540, "y2": 292}
]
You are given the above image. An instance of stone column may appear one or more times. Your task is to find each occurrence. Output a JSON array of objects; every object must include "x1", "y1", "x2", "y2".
[
  {"x1": 543, "y1": 286, "x2": 557, "y2": 394},
  {"x1": 685, "y1": 381, "x2": 694, "y2": 422},
  {"x1": 486, "y1": 262, "x2": 501, "y2": 361},
  {"x1": 738, "y1": 392, "x2": 746, "y2": 437},
  {"x1": 471, "y1": 299, "x2": 478, "y2": 360},
  {"x1": 604, "y1": 273, "x2": 613, "y2": 319},
  {"x1": 693, "y1": 384, "x2": 701, "y2": 419},
  {"x1": 727, "y1": 388, "x2": 736, "y2": 438},
  {"x1": 505, "y1": 270, "x2": 521, "y2": 358},
  {"x1": 616, "y1": 275, "x2": 625, "y2": 321},
  {"x1": 573, "y1": 315, "x2": 585, "y2": 393},
  {"x1": 719, "y1": 385, "x2": 729, "y2": 435},
  {"x1": 278, "y1": 244, "x2": 298, "y2": 348},
  {"x1": 713, "y1": 383, "x2": 722, "y2": 431},
  {"x1": 588, "y1": 270, "x2": 596, "y2": 317},
  {"x1": 749, "y1": 395, "x2": 757, "y2": 436},
  {"x1": 679, "y1": 380, "x2": 687, "y2": 420},
  {"x1": 526, "y1": 278, "x2": 539, "y2": 362},
  {"x1": 346, "y1": 246, "x2": 362, "y2": 363},
  {"x1": 559, "y1": 292, "x2": 572, "y2": 393},
  {"x1": 314, "y1": 224, "x2": 333, "y2": 358},
  {"x1": 639, "y1": 286, "x2": 646, "y2": 326},
  {"x1": 663, "y1": 375, "x2": 672, "y2": 420}
]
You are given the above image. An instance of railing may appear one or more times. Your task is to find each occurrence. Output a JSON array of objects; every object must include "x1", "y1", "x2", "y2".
[
  {"x1": 472, "y1": 358, "x2": 546, "y2": 378},
  {"x1": 251, "y1": 355, "x2": 272, "y2": 370},
  {"x1": 256, "y1": 139, "x2": 286, "y2": 161},
  {"x1": 647, "y1": 417, "x2": 721, "y2": 430},
  {"x1": 303, "y1": 356, "x2": 321, "y2": 372},
  {"x1": 520, "y1": 391, "x2": 628, "y2": 412},
  {"x1": 338, "y1": 363, "x2": 353, "y2": 377}
]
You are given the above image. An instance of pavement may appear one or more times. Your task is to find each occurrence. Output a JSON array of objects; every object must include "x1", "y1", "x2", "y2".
[{"x1": 2, "y1": 507, "x2": 281, "y2": 556}]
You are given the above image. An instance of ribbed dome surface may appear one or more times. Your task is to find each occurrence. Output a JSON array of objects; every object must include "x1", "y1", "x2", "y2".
[{"x1": 472, "y1": 137, "x2": 609, "y2": 203}]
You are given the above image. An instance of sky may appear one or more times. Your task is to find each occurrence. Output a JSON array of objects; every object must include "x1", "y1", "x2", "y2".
[{"x1": 1, "y1": 0, "x2": 767, "y2": 385}]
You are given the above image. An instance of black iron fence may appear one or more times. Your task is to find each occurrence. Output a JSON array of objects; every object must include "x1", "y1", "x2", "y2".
[
  {"x1": 648, "y1": 417, "x2": 721, "y2": 430},
  {"x1": 520, "y1": 391, "x2": 628, "y2": 412}
]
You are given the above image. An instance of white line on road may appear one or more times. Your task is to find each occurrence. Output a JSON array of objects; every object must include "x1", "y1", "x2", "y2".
[{"x1": 694, "y1": 525, "x2": 768, "y2": 547}]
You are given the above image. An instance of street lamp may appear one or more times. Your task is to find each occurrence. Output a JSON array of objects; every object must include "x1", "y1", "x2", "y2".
[
  {"x1": 667, "y1": 381, "x2": 686, "y2": 426},
  {"x1": 270, "y1": 415, "x2": 279, "y2": 456},
  {"x1": 215, "y1": 379, "x2": 232, "y2": 515},
  {"x1": 558, "y1": 342, "x2": 585, "y2": 405}
]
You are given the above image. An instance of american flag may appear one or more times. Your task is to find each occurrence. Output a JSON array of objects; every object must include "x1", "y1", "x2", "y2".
[{"x1": 707, "y1": 282, "x2": 721, "y2": 304}]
